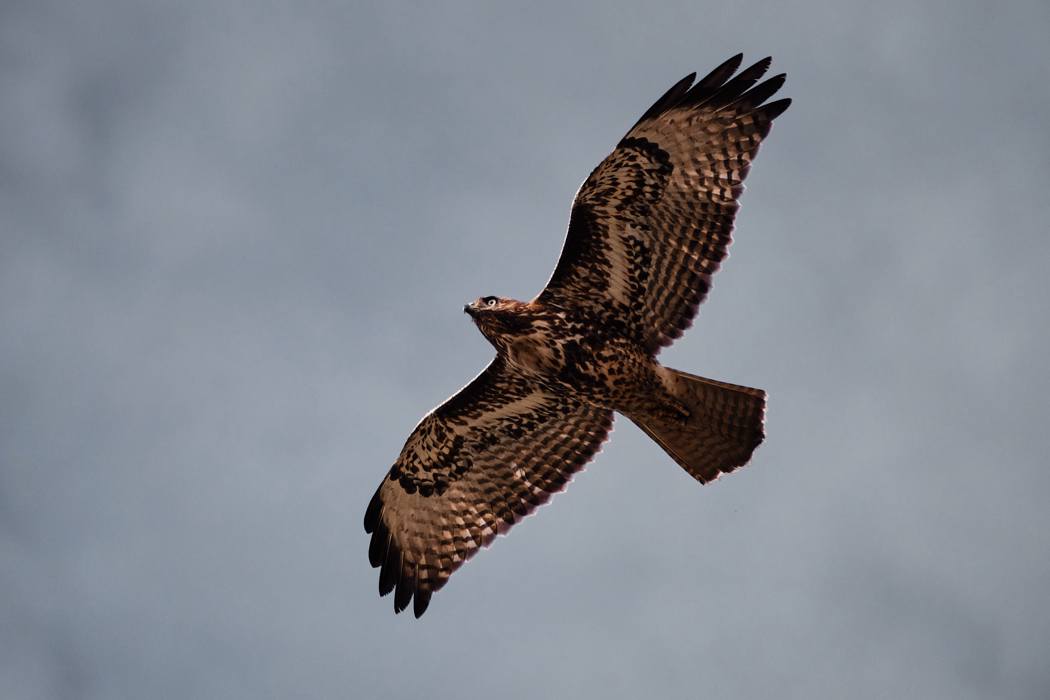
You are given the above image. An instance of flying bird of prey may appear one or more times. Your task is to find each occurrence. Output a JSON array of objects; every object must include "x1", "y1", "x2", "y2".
[{"x1": 365, "y1": 54, "x2": 790, "y2": 617}]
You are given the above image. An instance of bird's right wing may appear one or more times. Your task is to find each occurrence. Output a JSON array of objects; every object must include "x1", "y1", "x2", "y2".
[{"x1": 364, "y1": 358, "x2": 613, "y2": 617}]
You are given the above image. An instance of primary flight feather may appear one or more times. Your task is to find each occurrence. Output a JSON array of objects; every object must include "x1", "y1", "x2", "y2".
[{"x1": 365, "y1": 54, "x2": 790, "y2": 618}]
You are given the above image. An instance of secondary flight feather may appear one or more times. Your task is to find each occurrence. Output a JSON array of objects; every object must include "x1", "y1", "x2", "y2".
[{"x1": 365, "y1": 54, "x2": 790, "y2": 617}]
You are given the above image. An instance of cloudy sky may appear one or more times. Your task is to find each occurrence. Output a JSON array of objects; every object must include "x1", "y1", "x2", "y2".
[{"x1": 2, "y1": 1, "x2": 1049, "y2": 698}]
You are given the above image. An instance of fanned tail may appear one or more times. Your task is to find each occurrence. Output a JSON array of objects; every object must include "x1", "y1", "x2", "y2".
[{"x1": 629, "y1": 368, "x2": 766, "y2": 484}]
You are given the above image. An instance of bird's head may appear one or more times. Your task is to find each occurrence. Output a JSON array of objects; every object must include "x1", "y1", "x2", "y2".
[{"x1": 464, "y1": 296, "x2": 534, "y2": 349}]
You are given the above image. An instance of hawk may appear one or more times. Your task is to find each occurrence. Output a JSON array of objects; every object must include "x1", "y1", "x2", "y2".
[{"x1": 365, "y1": 55, "x2": 790, "y2": 617}]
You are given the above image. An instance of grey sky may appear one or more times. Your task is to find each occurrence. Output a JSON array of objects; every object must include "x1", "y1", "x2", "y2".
[{"x1": 2, "y1": 1, "x2": 1049, "y2": 698}]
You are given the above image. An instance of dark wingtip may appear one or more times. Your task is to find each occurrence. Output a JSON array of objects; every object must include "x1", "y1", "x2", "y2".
[
  {"x1": 367, "y1": 520, "x2": 389, "y2": 568},
  {"x1": 629, "y1": 71, "x2": 697, "y2": 130},
  {"x1": 762, "y1": 97, "x2": 792, "y2": 121},
  {"x1": 708, "y1": 56, "x2": 773, "y2": 105},
  {"x1": 743, "y1": 56, "x2": 773, "y2": 80},
  {"x1": 413, "y1": 588, "x2": 432, "y2": 618},
  {"x1": 685, "y1": 53, "x2": 767, "y2": 107},
  {"x1": 738, "y1": 73, "x2": 786, "y2": 110},
  {"x1": 378, "y1": 543, "x2": 400, "y2": 596},
  {"x1": 697, "y1": 53, "x2": 744, "y2": 90},
  {"x1": 364, "y1": 486, "x2": 382, "y2": 533},
  {"x1": 394, "y1": 568, "x2": 414, "y2": 614}
]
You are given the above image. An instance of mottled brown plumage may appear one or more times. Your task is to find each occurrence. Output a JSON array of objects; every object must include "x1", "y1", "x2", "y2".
[{"x1": 365, "y1": 55, "x2": 790, "y2": 617}]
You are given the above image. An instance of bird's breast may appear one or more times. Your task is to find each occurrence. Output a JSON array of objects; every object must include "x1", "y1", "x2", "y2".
[{"x1": 505, "y1": 337, "x2": 560, "y2": 376}]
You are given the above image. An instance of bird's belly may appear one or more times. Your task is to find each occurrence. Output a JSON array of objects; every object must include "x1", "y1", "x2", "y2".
[
  {"x1": 553, "y1": 337, "x2": 658, "y2": 410},
  {"x1": 503, "y1": 330, "x2": 658, "y2": 411}
]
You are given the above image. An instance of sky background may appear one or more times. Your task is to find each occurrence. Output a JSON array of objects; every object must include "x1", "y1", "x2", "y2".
[{"x1": 3, "y1": 1, "x2": 1049, "y2": 698}]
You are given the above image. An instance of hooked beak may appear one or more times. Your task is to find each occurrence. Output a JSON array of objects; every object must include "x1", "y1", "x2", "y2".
[{"x1": 463, "y1": 303, "x2": 477, "y2": 317}]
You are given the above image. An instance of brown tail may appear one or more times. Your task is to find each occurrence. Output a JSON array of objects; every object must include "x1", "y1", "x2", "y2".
[{"x1": 628, "y1": 368, "x2": 766, "y2": 484}]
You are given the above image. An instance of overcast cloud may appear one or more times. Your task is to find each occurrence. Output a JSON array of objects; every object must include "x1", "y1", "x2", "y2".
[{"x1": 2, "y1": 1, "x2": 1049, "y2": 698}]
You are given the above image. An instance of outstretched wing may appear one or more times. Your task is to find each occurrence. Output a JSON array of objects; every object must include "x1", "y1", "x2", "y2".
[
  {"x1": 536, "y1": 55, "x2": 790, "y2": 352},
  {"x1": 364, "y1": 358, "x2": 613, "y2": 617}
]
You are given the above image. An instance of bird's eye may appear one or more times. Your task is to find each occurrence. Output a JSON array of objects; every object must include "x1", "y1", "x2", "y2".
[{"x1": 485, "y1": 297, "x2": 498, "y2": 307}]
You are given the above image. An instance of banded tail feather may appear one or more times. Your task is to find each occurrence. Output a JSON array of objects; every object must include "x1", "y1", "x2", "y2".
[{"x1": 629, "y1": 368, "x2": 766, "y2": 484}]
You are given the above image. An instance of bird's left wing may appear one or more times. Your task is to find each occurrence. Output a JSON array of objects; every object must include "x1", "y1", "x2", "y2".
[
  {"x1": 536, "y1": 55, "x2": 790, "y2": 353},
  {"x1": 364, "y1": 357, "x2": 613, "y2": 617}
]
